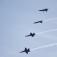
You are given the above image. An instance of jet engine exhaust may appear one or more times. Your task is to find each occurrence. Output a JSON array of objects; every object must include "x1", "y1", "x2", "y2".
[
  {"x1": 31, "y1": 43, "x2": 57, "y2": 51},
  {"x1": 36, "y1": 28, "x2": 57, "y2": 35}
]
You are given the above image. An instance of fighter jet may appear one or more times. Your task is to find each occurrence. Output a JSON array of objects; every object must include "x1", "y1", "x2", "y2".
[
  {"x1": 25, "y1": 32, "x2": 35, "y2": 37},
  {"x1": 20, "y1": 48, "x2": 30, "y2": 54},
  {"x1": 38, "y1": 8, "x2": 48, "y2": 13},
  {"x1": 34, "y1": 20, "x2": 43, "y2": 24}
]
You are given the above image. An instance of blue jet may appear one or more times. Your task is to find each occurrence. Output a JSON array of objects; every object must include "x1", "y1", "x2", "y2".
[
  {"x1": 20, "y1": 48, "x2": 30, "y2": 54},
  {"x1": 25, "y1": 32, "x2": 35, "y2": 37},
  {"x1": 34, "y1": 20, "x2": 43, "y2": 24},
  {"x1": 38, "y1": 8, "x2": 48, "y2": 13}
]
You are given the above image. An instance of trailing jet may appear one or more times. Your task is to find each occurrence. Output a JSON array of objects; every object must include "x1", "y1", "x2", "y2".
[
  {"x1": 25, "y1": 32, "x2": 35, "y2": 37},
  {"x1": 34, "y1": 20, "x2": 43, "y2": 24},
  {"x1": 20, "y1": 48, "x2": 30, "y2": 54},
  {"x1": 38, "y1": 8, "x2": 48, "y2": 13}
]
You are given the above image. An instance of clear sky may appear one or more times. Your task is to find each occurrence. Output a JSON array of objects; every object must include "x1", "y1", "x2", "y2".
[{"x1": 0, "y1": 0, "x2": 57, "y2": 57}]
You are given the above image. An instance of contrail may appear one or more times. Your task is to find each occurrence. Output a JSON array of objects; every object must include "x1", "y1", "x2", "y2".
[
  {"x1": 36, "y1": 28, "x2": 57, "y2": 35},
  {"x1": 45, "y1": 17, "x2": 57, "y2": 22},
  {"x1": 43, "y1": 17, "x2": 57, "y2": 22},
  {"x1": 31, "y1": 43, "x2": 57, "y2": 52}
]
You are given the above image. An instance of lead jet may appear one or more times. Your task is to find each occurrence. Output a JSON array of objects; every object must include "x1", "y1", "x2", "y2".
[
  {"x1": 20, "y1": 48, "x2": 30, "y2": 54},
  {"x1": 38, "y1": 8, "x2": 48, "y2": 13},
  {"x1": 25, "y1": 32, "x2": 35, "y2": 37},
  {"x1": 34, "y1": 20, "x2": 43, "y2": 24}
]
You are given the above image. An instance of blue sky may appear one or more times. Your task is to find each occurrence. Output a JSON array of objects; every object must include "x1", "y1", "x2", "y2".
[{"x1": 0, "y1": 0, "x2": 57, "y2": 57}]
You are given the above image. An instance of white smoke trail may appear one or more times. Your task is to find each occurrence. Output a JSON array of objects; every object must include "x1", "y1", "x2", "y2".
[
  {"x1": 36, "y1": 28, "x2": 57, "y2": 35},
  {"x1": 31, "y1": 43, "x2": 57, "y2": 51},
  {"x1": 43, "y1": 17, "x2": 57, "y2": 22}
]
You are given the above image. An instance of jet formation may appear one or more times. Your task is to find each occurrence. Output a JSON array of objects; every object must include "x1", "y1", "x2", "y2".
[
  {"x1": 20, "y1": 48, "x2": 30, "y2": 54},
  {"x1": 34, "y1": 20, "x2": 43, "y2": 24},
  {"x1": 19, "y1": 8, "x2": 48, "y2": 55},
  {"x1": 38, "y1": 8, "x2": 48, "y2": 13},
  {"x1": 25, "y1": 32, "x2": 35, "y2": 37}
]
